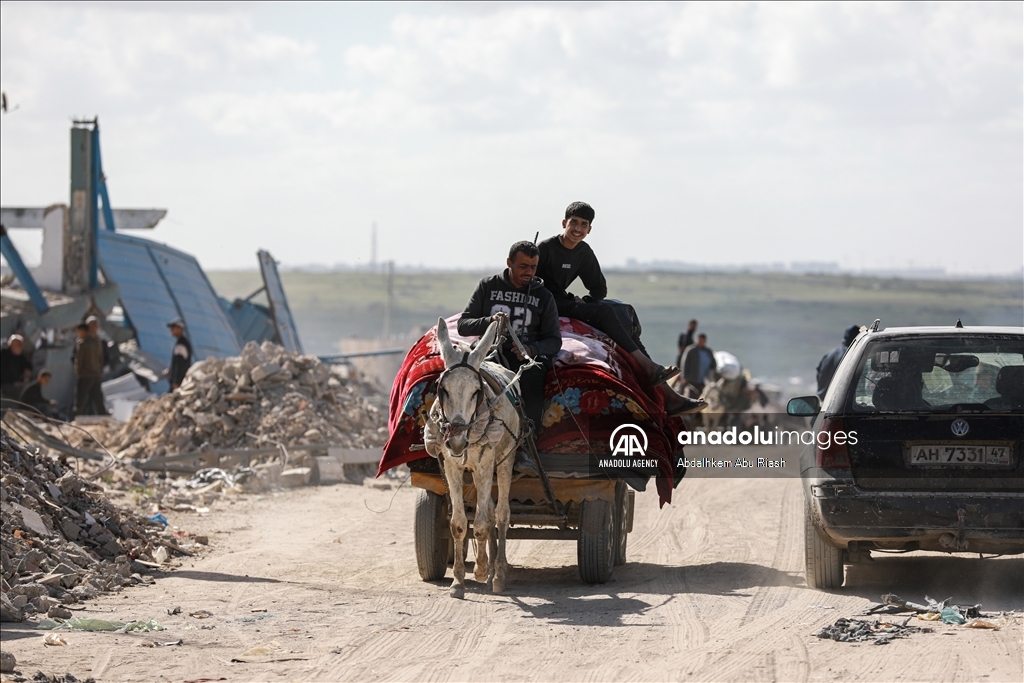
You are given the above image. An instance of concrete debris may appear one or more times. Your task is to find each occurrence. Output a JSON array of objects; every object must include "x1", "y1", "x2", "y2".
[
  {"x1": 103, "y1": 342, "x2": 386, "y2": 460},
  {"x1": 30, "y1": 673, "x2": 96, "y2": 683},
  {"x1": 0, "y1": 429, "x2": 199, "y2": 623},
  {"x1": 0, "y1": 649, "x2": 15, "y2": 673},
  {"x1": 278, "y1": 467, "x2": 312, "y2": 489}
]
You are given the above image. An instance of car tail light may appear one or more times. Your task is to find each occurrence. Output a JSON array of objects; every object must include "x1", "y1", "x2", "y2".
[{"x1": 816, "y1": 417, "x2": 851, "y2": 468}]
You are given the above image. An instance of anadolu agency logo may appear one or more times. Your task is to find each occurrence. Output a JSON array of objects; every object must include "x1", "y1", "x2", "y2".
[
  {"x1": 597, "y1": 424, "x2": 659, "y2": 470},
  {"x1": 610, "y1": 423, "x2": 648, "y2": 457}
]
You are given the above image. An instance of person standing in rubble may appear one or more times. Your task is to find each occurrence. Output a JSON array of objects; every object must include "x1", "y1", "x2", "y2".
[
  {"x1": 86, "y1": 315, "x2": 113, "y2": 374},
  {"x1": 1, "y1": 334, "x2": 33, "y2": 404},
  {"x1": 74, "y1": 322, "x2": 108, "y2": 416},
  {"x1": 816, "y1": 325, "x2": 861, "y2": 400},
  {"x1": 20, "y1": 369, "x2": 58, "y2": 418},
  {"x1": 164, "y1": 317, "x2": 192, "y2": 391}
]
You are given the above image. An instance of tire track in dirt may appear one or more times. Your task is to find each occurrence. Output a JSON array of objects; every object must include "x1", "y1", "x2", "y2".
[{"x1": 674, "y1": 479, "x2": 813, "y2": 682}]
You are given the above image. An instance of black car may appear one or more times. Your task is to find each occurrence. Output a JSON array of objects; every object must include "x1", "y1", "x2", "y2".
[{"x1": 787, "y1": 323, "x2": 1024, "y2": 589}]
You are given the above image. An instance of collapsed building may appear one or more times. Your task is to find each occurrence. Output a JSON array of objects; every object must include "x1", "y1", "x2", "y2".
[{"x1": 1, "y1": 119, "x2": 304, "y2": 417}]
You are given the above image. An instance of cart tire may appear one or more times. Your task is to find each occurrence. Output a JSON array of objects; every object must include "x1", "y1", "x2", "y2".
[
  {"x1": 805, "y1": 504, "x2": 844, "y2": 590},
  {"x1": 414, "y1": 489, "x2": 448, "y2": 581},
  {"x1": 613, "y1": 481, "x2": 628, "y2": 566},
  {"x1": 578, "y1": 499, "x2": 615, "y2": 583}
]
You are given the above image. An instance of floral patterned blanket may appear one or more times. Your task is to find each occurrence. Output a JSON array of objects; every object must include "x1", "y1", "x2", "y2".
[{"x1": 377, "y1": 316, "x2": 685, "y2": 506}]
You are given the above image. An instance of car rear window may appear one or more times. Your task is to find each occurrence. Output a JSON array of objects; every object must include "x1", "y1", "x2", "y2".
[{"x1": 849, "y1": 336, "x2": 1024, "y2": 413}]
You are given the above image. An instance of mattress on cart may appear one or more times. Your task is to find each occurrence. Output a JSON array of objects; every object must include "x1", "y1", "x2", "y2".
[{"x1": 379, "y1": 315, "x2": 684, "y2": 506}]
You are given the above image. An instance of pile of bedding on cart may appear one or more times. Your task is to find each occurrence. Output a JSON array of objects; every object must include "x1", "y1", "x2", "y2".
[{"x1": 378, "y1": 316, "x2": 685, "y2": 505}]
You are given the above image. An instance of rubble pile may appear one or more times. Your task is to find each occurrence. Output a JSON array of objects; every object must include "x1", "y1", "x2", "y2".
[
  {"x1": 106, "y1": 341, "x2": 386, "y2": 460},
  {"x1": 0, "y1": 429, "x2": 191, "y2": 623}
]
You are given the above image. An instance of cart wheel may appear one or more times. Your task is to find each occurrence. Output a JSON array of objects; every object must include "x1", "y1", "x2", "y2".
[
  {"x1": 578, "y1": 499, "x2": 614, "y2": 583},
  {"x1": 613, "y1": 481, "x2": 628, "y2": 566},
  {"x1": 414, "y1": 489, "x2": 448, "y2": 581}
]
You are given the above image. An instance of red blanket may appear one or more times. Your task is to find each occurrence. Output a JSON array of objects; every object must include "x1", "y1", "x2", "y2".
[{"x1": 377, "y1": 316, "x2": 685, "y2": 506}]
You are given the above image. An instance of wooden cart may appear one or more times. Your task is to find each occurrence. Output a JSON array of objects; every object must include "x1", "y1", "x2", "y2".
[{"x1": 410, "y1": 457, "x2": 636, "y2": 584}]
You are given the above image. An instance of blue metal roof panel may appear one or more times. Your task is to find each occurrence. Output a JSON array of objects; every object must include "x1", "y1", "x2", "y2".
[
  {"x1": 221, "y1": 297, "x2": 276, "y2": 345},
  {"x1": 258, "y1": 250, "x2": 303, "y2": 353},
  {"x1": 146, "y1": 241, "x2": 241, "y2": 359},
  {"x1": 98, "y1": 232, "x2": 241, "y2": 380},
  {"x1": 97, "y1": 233, "x2": 180, "y2": 365}
]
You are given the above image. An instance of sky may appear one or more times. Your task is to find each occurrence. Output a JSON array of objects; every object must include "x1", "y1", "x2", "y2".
[{"x1": 1, "y1": 1, "x2": 1021, "y2": 274}]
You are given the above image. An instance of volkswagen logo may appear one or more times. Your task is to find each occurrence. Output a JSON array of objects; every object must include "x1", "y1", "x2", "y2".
[{"x1": 950, "y1": 418, "x2": 970, "y2": 437}]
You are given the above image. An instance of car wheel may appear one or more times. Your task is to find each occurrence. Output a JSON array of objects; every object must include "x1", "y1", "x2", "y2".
[{"x1": 804, "y1": 504, "x2": 844, "y2": 589}]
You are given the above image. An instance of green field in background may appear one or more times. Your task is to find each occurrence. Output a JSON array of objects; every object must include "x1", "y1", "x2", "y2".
[{"x1": 207, "y1": 269, "x2": 1023, "y2": 389}]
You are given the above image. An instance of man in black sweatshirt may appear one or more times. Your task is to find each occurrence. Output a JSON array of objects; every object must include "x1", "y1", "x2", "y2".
[
  {"x1": 537, "y1": 201, "x2": 704, "y2": 416},
  {"x1": 457, "y1": 241, "x2": 561, "y2": 433}
]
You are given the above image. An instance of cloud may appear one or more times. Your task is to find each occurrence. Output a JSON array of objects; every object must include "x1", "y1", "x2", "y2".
[{"x1": 0, "y1": 2, "x2": 1019, "y2": 273}]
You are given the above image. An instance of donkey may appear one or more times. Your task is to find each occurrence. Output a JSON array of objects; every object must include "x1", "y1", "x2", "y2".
[{"x1": 423, "y1": 318, "x2": 520, "y2": 598}]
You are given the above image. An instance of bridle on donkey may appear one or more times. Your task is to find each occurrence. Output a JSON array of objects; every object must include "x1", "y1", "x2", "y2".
[{"x1": 433, "y1": 322, "x2": 539, "y2": 459}]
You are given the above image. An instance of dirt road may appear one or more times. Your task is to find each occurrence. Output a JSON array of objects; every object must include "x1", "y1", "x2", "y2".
[{"x1": 4, "y1": 446, "x2": 1022, "y2": 682}]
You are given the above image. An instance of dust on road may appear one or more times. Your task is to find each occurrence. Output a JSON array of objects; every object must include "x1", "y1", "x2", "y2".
[{"x1": 4, "y1": 447, "x2": 1022, "y2": 683}]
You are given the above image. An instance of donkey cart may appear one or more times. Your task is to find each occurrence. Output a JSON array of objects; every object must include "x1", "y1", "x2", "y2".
[{"x1": 410, "y1": 456, "x2": 636, "y2": 585}]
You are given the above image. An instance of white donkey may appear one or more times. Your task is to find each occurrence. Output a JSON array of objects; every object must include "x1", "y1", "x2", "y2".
[{"x1": 423, "y1": 318, "x2": 520, "y2": 598}]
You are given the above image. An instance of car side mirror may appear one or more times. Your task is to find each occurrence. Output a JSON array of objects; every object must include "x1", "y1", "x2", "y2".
[{"x1": 787, "y1": 395, "x2": 820, "y2": 417}]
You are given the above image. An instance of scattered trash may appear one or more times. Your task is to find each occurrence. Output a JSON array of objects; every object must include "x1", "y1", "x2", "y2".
[
  {"x1": 230, "y1": 613, "x2": 274, "y2": 623},
  {"x1": 876, "y1": 594, "x2": 981, "y2": 620},
  {"x1": 189, "y1": 610, "x2": 214, "y2": 619},
  {"x1": 825, "y1": 594, "x2": 1001, "y2": 643},
  {"x1": 250, "y1": 608, "x2": 267, "y2": 613},
  {"x1": 146, "y1": 513, "x2": 169, "y2": 526},
  {"x1": 229, "y1": 640, "x2": 312, "y2": 663},
  {"x1": 240, "y1": 642, "x2": 281, "y2": 657},
  {"x1": 816, "y1": 616, "x2": 926, "y2": 645},
  {"x1": 42, "y1": 633, "x2": 67, "y2": 646},
  {"x1": 167, "y1": 606, "x2": 182, "y2": 615},
  {"x1": 964, "y1": 619, "x2": 1000, "y2": 630},
  {"x1": 329, "y1": 647, "x2": 343, "y2": 654},
  {"x1": 186, "y1": 468, "x2": 237, "y2": 489},
  {"x1": 37, "y1": 617, "x2": 164, "y2": 633},
  {"x1": 940, "y1": 607, "x2": 967, "y2": 625},
  {"x1": 152, "y1": 546, "x2": 170, "y2": 564},
  {"x1": 154, "y1": 639, "x2": 183, "y2": 647}
]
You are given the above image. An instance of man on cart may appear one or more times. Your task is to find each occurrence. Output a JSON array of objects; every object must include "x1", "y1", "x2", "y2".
[
  {"x1": 456, "y1": 240, "x2": 562, "y2": 438},
  {"x1": 537, "y1": 201, "x2": 705, "y2": 417}
]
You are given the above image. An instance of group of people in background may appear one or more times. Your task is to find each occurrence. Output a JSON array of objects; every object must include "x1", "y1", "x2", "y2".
[
  {"x1": 0, "y1": 314, "x2": 192, "y2": 421},
  {"x1": 675, "y1": 319, "x2": 717, "y2": 398}
]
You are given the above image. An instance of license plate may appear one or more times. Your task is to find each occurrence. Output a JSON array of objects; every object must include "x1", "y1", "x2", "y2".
[{"x1": 908, "y1": 444, "x2": 1012, "y2": 467}]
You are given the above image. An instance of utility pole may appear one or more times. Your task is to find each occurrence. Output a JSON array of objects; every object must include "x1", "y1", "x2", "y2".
[{"x1": 370, "y1": 222, "x2": 377, "y2": 269}]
